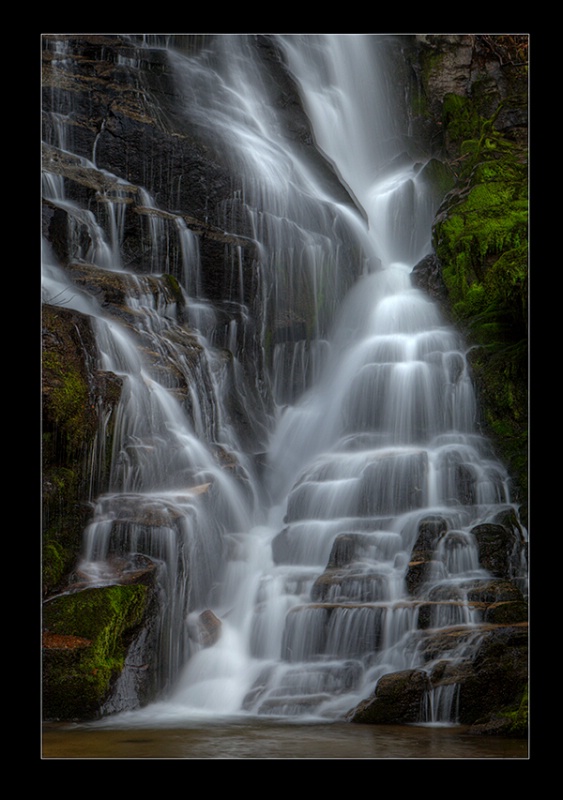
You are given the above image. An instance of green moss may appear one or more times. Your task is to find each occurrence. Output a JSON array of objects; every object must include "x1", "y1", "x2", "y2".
[
  {"x1": 438, "y1": 176, "x2": 527, "y2": 316},
  {"x1": 42, "y1": 541, "x2": 67, "y2": 589},
  {"x1": 435, "y1": 112, "x2": 527, "y2": 303},
  {"x1": 42, "y1": 307, "x2": 125, "y2": 595},
  {"x1": 418, "y1": 158, "x2": 456, "y2": 206},
  {"x1": 44, "y1": 581, "x2": 146, "y2": 639},
  {"x1": 500, "y1": 685, "x2": 528, "y2": 737},
  {"x1": 42, "y1": 464, "x2": 88, "y2": 593},
  {"x1": 415, "y1": 47, "x2": 449, "y2": 117},
  {"x1": 160, "y1": 272, "x2": 187, "y2": 319},
  {"x1": 468, "y1": 341, "x2": 527, "y2": 506},
  {"x1": 442, "y1": 93, "x2": 483, "y2": 148},
  {"x1": 43, "y1": 350, "x2": 96, "y2": 456},
  {"x1": 43, "y1": 584, "x2": 150, "y2": 719}
]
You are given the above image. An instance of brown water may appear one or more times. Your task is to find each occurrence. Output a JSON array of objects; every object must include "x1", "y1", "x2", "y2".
[{"x1": 42, "y1": 720, "x2": 528, "y2": 760}]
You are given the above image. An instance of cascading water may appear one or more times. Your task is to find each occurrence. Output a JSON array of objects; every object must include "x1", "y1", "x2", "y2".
[{"x1": 42, "y1": 34, "x2": 526, "y2": 727}]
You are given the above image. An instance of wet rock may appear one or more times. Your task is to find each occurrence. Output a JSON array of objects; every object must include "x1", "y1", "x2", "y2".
[
  {"x1": 72, "y1": 553, "x2": 159, "y2": 590},
  {"x1": 327, "y1": 532, "x2": 380, "y2": 568},
  {"x1": 311, "y1": 569, "x2": 387, "y2": 603},
  {"x1": 349, "y1": 622, "x2": 528, "y2": 734},
  {"x1": 411, "y1": 253, "x2": 449, "y2": 305},
  {"x1": 405, "y1": 560, "x2": 439, "y2": 597},
  {"x1": 465, "y1": 578, "x2": 525, "y2": 605},
  {"x1": 42, "y1": 304, "x2": 123, "y2": 596},
  {"x1": 190, "y1": 609, "x2": 222, "y2": 647},
  {"x1": 416, "y1": 576, "x2": 528, "y2": 628},
  {"x1": 416, "y1": 600, "x2": 469, "y2": 630},
  {"x1": 348, "y1": 669, "x2": 431, "y2": 724},
  {"x1": 411, "y1": 516, "x2": 449, "y2": 560},
  {"x1": 272, "y1": 526, "x2": 306, "y2": 565},
  {"x1": 483, "y1": 601, "x2": 528, "y2": 624},
  {"x1": 457, "y1": 624, "x2": 528, "y2": 727},
  {"x1": 404, "y1": 515, "x2": 448, "y2": 596},
  {"x1": 471, "y1": 522, "x2": 522, "y2": 579}
]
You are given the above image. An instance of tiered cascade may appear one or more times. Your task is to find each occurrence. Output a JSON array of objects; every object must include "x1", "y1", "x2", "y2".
[{"x1": 42, "y1": 33, "x2": 527, "y2": 725}]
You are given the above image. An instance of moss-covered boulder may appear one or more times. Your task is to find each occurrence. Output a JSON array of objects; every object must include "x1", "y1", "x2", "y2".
[{"x1": 42, "y1": 580, "x2": 156, "y2": 720}]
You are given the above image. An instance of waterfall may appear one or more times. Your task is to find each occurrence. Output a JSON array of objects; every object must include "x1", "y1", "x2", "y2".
[{"x1": 42, "y1": 33, "x2": 526, "y2": 725}]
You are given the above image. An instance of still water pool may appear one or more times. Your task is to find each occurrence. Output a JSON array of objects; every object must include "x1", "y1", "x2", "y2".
[{"x1": 42, "y1": 720, "x2": 528, "y2": 760}]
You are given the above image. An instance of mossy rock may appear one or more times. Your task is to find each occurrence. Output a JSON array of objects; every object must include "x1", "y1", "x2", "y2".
[
  {"x1": 42, "y1": 304, "x2": 123, "y2": 594},
  {"x1": 435, "y1": 135, "x2": 527, "y2": 320},
  {"x1": 497, "y1": 684, "x2": 528, "y2": 738},
  {"x1": 42, "y1": 583, "x2": 150, "y2": 720},
  {"x1": 467, "y1": 342, "x2": 527, "y2": 509},
  {"x1": 431, "y1": 94, "x2": 528, "y2": 507}
]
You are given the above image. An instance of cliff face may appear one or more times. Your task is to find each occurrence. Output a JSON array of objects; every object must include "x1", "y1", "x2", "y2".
[
  {"x1": 42, "y1": 36, "x2": 256, "y2": 302},
  {"x1": 41, "y1": 34, "x2": 528, "y2": 728}
]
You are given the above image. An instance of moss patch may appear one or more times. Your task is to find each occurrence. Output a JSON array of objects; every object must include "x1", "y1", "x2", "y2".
[
  {"x1": 500, "y1": 684, "x2": 528, "y2": 737},
  {"x1": 43, "y1": 351, "x2": 95, "y2": 452}
]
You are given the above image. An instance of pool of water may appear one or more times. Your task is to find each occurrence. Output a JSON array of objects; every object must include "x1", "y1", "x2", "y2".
[{"x1": 42, "y1": 719, "x2": 528, "y2": 760}]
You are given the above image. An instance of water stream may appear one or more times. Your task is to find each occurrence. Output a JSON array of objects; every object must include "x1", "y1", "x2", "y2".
[{"x1": 42, "y1": 34, "x2": 526, "y2": 734}]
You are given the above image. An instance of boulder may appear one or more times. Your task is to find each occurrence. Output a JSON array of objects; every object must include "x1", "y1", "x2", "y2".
[
  {"x1": 471, "y1": 522, "x2": 523, "y2": 580},
  {"x1": 192, "y1": 609, "x2": 223, "y2": 647},
  {"x1": 42, "y1": 571, "x2": 159, "y2": 720},
  {"x1": 348, "y1": 669, "x2": 431, "y2": 724}
]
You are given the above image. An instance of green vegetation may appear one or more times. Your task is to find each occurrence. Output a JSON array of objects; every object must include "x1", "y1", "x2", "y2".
[
  {"x1": 442, "y1": 92, "x2": 483, "y2": 145},
  {"x1": 42, "y1": 307, "x2": 122, "y2": 595},
  {"x1": 433, "y1": 93, "x2": 528, "y2": 507},
  {"x1": 501, "y1": 685, "x2": 528, "y2": 738},
  {"x1": 42, "y1": 316, "x2": 96, "y2": 595},
  {"x1": 42, "y1": 352, "x2": 94, "y2": 452}
]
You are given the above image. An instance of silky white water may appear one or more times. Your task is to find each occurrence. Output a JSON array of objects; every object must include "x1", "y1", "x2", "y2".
[{"x1": 42, "y1": 34, "x2": 524, "y2": 727}]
